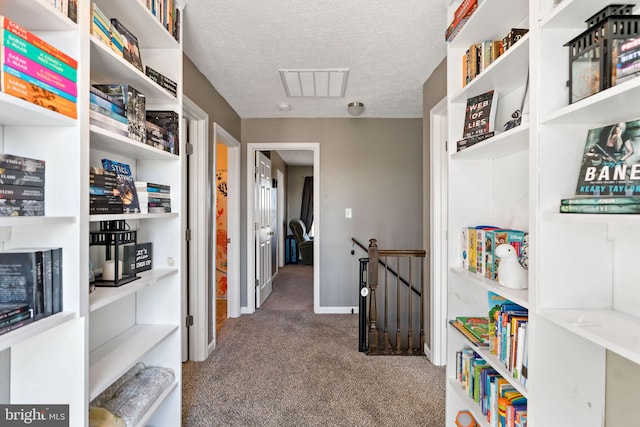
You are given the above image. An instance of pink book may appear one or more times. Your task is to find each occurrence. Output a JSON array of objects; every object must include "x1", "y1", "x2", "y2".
[{"x1": 2, "y1": 46, "x2": 77, "y2": 97}]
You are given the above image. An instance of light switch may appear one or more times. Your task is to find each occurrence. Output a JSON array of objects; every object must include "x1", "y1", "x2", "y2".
[{"x1": 345, "y1": 208, "x2": 352, "y2": 219}]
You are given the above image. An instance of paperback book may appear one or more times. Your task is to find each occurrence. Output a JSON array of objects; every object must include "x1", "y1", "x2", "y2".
[
  {"x1": 101, "y1": 159, "x2": 140, "y2": 213},
  {"x1": 463, "y1": 90, "x2": 499, "y2": 138}
]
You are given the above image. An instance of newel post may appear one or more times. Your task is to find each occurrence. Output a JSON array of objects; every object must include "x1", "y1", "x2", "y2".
[{"x1": 367, "y1": 238, "x2": 379, "y2": 354}]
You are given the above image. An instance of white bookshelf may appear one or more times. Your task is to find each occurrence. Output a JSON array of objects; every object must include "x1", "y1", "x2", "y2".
[
  {"x1": 445, "y1": 0, "x2": 531, "y2": 425},
  {"x1": 87, "y1": 0, "x2": 184, "y2": 425},
  {"x1": 0, "y1": 0, "x2": 184, "y2": 425},
  {"x1": 444, "y1": 0, "x2": 640, "y2": 425}
]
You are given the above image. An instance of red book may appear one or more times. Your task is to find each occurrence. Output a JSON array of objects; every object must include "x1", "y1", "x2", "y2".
[{"x1": 0, "y1": 15, "x2": 77, "y2": 69}]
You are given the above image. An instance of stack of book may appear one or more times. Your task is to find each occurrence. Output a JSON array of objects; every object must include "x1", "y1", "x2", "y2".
[
  {"x1": 0, "y1": 303, "x2": 33, "y2": 336},
  {"x1": 462, "y1": 225, "x2": 528, "y2": 282},
  {"x1": 0, "y1": 154, "x2": 45, "y2": 217},
  {"x1": 445, "y1": 0, "x2": 477, "y2": 42},
  {"x1": 90, "y1": 85, "x2": 128, "y2": 137},
  {"x1": 91, "y1": 4, "x2": 144, "y2": 72},
  {"x1": 146, "y1": 66, "x2": 177, "y2": 97},
  {"x1": 488, "y1": 292, "x2": 528, "y2": 385},
  {"x1": 1, "y1": 16, "x2": 78, "y2": 119},
  {"x1": 449, "y1": 316, "x2": 489, "y2": 347},
  {"x1": 90, "y1": 166, "x2": 123, "y2": 215},
  {"x1": 94, "y1": 84, "x2": 146, "y2": 143},
  {"x1": 144, "y1": 0, "x2": 181, "y2": 41},
  {"x1": 0, "y1": 247, "x2": 63, "y2": 326},
  {"x1": 135, "y1": 181, "x2": 171, "y2": 214},
  {"x1": 46, "y1": 0, "x2": 78, "y2": 23},
  {"x1": 146, "y1": 110, "x2": 179, "y2": 154}
]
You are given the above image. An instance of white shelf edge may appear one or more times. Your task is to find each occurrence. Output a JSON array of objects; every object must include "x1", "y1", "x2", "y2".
[
  {"x1": 0, "y1": 92, "x2": 77, "y2": 127},
  {"x1": 541, "y1": 76, "x2": 640, "y2": 125},
  {"x1": 0, "y1": 0, "x2": 77, "y2": 31},
  {"x1": 0, "y1": 311, "x2": 76, "y2": 352},
  {"x1": 540, "y1": 0, "x2": 613, "y2": 29},
  {"x1": 134, "y1": 380, "x2": 178, "y2": 427},
  {"x1": 90, "y1": 125, "x2": 180, "y2": 160},
  {"x1": 451, "y1": 34, "x2": 530, "y2": 103},
  {"x1": 0, "y1": 216, "x2": 77, "y2": 227},
  {"x1": 89, "y1": 268, "x2": 179, "y2": 312},
  {"x1": 539, "y1": 308, "x2": 640, "y2": 365},
  {"x1": 452, "y1": 123, "x2": 530, "y2": 160},
  {"x1": 89, "y1": 323, "x2": 177, "y2": 400},
  {"x1": 543, "y1": 212, "x2": 640, "y2": 226},
  {"x1": 448, "y1": 379, "x2": 490, "y2": 427},
  {"x1": 90, "y1": 37, "x2": 178, "y2": 104},
  {"x1": 450, "y1": 267, "x2": 529, "y2": 309},
  {"x1": 449, "y1": 323, "x2": 529, "y2": 397},
  {"x1": 448, "y1": 0, "x2": 529, "y2": 49},
  {"x1": 89, "y1": 212, "x2": 178, "y2": 222}
]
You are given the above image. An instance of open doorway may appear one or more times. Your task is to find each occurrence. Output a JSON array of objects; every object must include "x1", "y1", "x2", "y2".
[{"x1": 246, "y1": 143, "x2": 320, "y2": 314}]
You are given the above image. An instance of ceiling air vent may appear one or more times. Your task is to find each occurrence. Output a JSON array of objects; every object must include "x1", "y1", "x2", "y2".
[{"x1": 279, "y1": 68, "x2": 349, "y2": 97}]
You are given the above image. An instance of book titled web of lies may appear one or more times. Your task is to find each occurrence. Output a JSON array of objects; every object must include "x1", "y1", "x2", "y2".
[{"x1": 575, "y1": 119, "x2": 640, "y2": 197}]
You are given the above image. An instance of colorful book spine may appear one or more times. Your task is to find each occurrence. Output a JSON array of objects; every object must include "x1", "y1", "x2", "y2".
[
  {"x1": 0, "y1": 154, "x2": 45, "y2": 174},
  {"x1": 2, "y1": 72, "x2": 77, "y2": 119},
  {"x1": 0, "y1": 168, "x2": 45, "y2": 187},
  {"x1": 89, "y1": 103, "x2": 128, "y2": 125},
  {"x1": 90, "y1": 85, "x2": 125, "y2": 109},
  {"x1": 2, "y1": 46, "x2": 78, "y2": 96},
  {"x1": 560, "y1": 196, "x2": 640, "y2": 205},
  {"x1": 2, "y1": 64, "x2": 76, "y2": 103},
  {"x1": 89, "y1": 94, "x2": 126, "y2": 118},
  {"x1": 560, "y1": 203, "x2": 640, "y2": 214},
  {"x1": 0, "y1": 185, "x2": 44, "y2": 201},
  {"x1": 0, "y1": 16, "x2": 77, "y2": 69},
  {"x1": 1, "y1": 29, "x2": 77, "y2": 81},
  {"x1": 89, "y1": 109, "x2": 128, "y2": 132}
]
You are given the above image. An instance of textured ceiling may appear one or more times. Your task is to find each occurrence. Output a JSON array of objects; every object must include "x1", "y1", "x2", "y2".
[{"x1": 182, "y1": 0, "x2": 448, "y2": 119}]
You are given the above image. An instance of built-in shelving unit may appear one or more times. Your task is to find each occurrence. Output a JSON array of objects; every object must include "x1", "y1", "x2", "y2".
[
  {"x1": 444, "y1": 0, "x2": 640, "y2": 425},
  {"x1": 0, "y1": 0, "x2": 184, "y2": 425},
  {"x1": 445, "y1": 0, "x2": 531, "y2": 424}
]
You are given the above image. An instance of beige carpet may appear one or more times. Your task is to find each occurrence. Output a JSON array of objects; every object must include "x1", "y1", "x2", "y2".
[
  {"x1": 261, "y1": 264, "x2": 314, "y2": 311},
  {"x1": 182, "y1": 266, "x2": 446, "y2": 427}
]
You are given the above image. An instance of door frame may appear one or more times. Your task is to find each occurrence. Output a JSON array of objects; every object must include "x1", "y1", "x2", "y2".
[
  {"x1": 183, "y1": 96, "x2": 209, "y2": 361},
  {"x1": 428, "y1": 96, "x2": 448, "y2": 366},
  {"x1": 276, "y1": 168, "x2": 285, "y2": 268},
  {"x1": 246, "y1": 142, "x2": 320, "y2": 314},
  {"x1": 214, "y1": 124, "x2": 241, "y2": 321}
]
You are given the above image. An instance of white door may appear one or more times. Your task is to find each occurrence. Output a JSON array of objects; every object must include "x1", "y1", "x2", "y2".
[{"x1": 255, "y1": 152, "x2": 273, "y2": 307}]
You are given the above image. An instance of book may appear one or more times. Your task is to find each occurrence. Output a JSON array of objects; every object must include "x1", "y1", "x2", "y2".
[
  {"x1": 0, "y1": 250, "x2": 45, "y2": 320},
  {"x1": 90, "y1": 102, "x2": 128, "y2": 125},
  {"x1": 0, "y1": 16, "x2": 77, "y2": 69},
  {"x1": 0, "y1": 317, "x2": 34, "y2": 336},
  {"x1": 502, "y1": 28, "x2": 529, "y2": 52},
  {"x1": 2, "y1": 64, "x2": 76, "y2": 103},
  {"x1": 89, "y1": 109, "x2": 128, "y2": 132},
  {"x1": 90, "y1": 85, "x2": 125, "y2": 109},
  {"x1": 101, "y1": 159, "x2": 140, "y2": 213},
  {"x1": 146, "y1": 110, "x2": 179, "y2": 154},
  {"x1": 93, "y1": 84, "x2": 146, "y2": 143},
  {"x1": 615, "y1": 36, "x2": 640, "y2": 85},
  {"x1": 456, "y1": 316, "x2": 490, "y2": 343},
  {"x1": 449, "y1": 319, "x2": 488, "y2": 347},
  {"x1": 560, "y1": 203, "x2": 640, "y2": 214},
  {"x1": 2, "y1": 46, "x2": 77, "y2": 97},
  {"x1": 445, "y1": 0, "x2": 478, "y2": 42},
  {"x1": 0, "y1": 200, "x2": 44, "y2": 216},
  {"x1": 463, "y1": 90, "x2": 499, "y2": 138},
  {"x1": 110, "y1": 19, "x2": 143, "y2": 72},
  {"x1": 2, "y1": 71, "x2": 77, "y2": 119},
  {"x1": 89, "y1": 93, "x2": 127, "y2": 117},
  {"x1": 0, "y1": 184, "x2": 44, "y2": 200},
  {"x1": 1, "y1": 29, "x2": 77, "y2": 81},
  {"x1": 574, "y1": 119, "x2": 640, "y2": 197},
  {"x1": 0, "y1": 154, "x2": 45, "y2": 173},
  {"x1": 561, "y1": 196, "x2": 640, "y2": 205},
  {"x1": 145, "y1": 65, "x2": 177, "y2": 97},
  {"x1": 0, "y1": 303, "x2": 30, "y2": 321},
  {"x1": 0, "y1": 168, "x2": 45, "y2": 187}
]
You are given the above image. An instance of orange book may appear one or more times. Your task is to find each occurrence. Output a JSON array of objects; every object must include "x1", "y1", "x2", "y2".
[
  {"x1": 2, "y1": 72, "x2": 77, "y2": 119},
  {"x1": 0, "y1": 16, "x2": 78, "y2": 69}
]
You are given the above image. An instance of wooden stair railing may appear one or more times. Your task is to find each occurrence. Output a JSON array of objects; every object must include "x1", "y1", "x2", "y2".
[{"x1": 356, "y1": 238, "x2": 426, "y2": 356}]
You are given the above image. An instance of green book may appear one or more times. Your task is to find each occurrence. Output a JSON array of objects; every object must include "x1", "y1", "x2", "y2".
[
  {"x1": 1, "y1": 29, "x2": 77, "y2": 81},
  {"x1": 560, "y1": 203, "x2": 640, "y2": 214},
  {"x1": 561, "y1": 196, "x2": 640, "y2": 205}
]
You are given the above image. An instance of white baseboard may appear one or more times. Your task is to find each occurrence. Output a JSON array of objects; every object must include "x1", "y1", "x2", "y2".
[{"x1": 314, "y1": 306, "x2": 359, "y2": 314}]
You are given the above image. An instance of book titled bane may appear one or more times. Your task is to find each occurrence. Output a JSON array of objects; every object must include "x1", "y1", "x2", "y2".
[{"x1": 575, "y1": 119, "x2": 640, "y2": 196}]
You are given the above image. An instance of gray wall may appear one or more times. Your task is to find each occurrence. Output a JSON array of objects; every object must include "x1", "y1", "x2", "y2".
[
  {"x1": 422, "y1": 57, "x2": 447, "y2": 350},
  {"x1": 242, "y1": 118, "x2": 423, "y2": 308},
  {"x1": 183, "y1": 54, "x2": 241, "y2": 141}
]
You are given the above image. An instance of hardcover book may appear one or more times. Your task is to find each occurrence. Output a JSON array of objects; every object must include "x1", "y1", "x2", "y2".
[
  {"x1": 0, "y1": 250, "x2": 44, "y2": 320},
  {"x1": 101, "y1": 159, "x2": 140, "y2": 213},
  {"x1": 574, "y1": 119, "x2": 640, "y2": 197},
  {"x1": 110, "y1": 19, "x2": 143, "y2": 72},
  {"x1": 463, "y1": 90, "x2": 499, "y2": 138}
]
